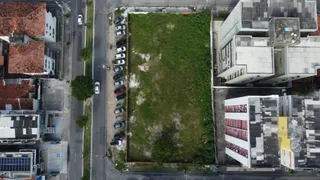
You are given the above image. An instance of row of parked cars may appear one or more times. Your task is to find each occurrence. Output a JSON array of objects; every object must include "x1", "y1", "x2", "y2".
[{"x1": 110, "y1": 16, "x2": 127, "y2": 147}]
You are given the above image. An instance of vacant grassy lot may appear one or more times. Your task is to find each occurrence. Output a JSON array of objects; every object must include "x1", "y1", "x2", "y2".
[{"x1": 128, "y1": 13, "x2": 214, "y2": 164}]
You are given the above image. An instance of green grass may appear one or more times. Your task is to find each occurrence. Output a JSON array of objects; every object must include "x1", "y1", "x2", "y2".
[
  {"x1": 82, "y1": 103, "x2": 92, "y2": 180},
  {"x1": 127, "y1": 13, "x2": 214, "y2": 164},
  {"x1": 86, "y1": 3, "x2": 94, "y2": 48}
]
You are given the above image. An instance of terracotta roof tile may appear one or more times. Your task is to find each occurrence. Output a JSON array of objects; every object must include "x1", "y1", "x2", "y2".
[
  {"x1": 0, "y1": 2, "x2": 46, "y2": 36},
  {"x1": 0, "y1": 56, "x2": 3, "y2": 66},
  {"x1": 0, "y1": 79, "x2": 35, "y2": 110},
  {"x1": 312, "y1": 14, "x2": 320, "y2": 36},
  {"x1": 8, "y1": 41, "x2": 45, "y2": 74}
]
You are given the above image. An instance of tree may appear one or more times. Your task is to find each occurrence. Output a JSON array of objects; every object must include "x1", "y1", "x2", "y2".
[
  {"x1": 85, "y1": 21, "x2": 93, "y2": 28},
  {"x1": 293, "y1": 84, "x2": 316, "y2": 97},
  {"x1": 64, "y1": 13, "x2": 71, "y2": 19},
  {"x1": 76, "y1": 115, "x2": 89, "y2": 128},
  {"x1": 71, "y1": 75, "x2": 94, "y2": 101},
  {"x1": 80, "y1": 47, "x2": 92, "y2": 62}
]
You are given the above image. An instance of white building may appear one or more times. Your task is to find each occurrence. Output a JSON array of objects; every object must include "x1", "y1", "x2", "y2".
[
  {"x1": 218, "y1": 35, "x2": 274, "y2": 84},
  {"x1": 42, "y1": 11, "x2": 57, "y2": 42},
  {"x1": 224, "y1": 95, "x2": 279, "y2": 168},
  {"x1": 217, "y1": 0, "x2": 319, "y2": 84}
]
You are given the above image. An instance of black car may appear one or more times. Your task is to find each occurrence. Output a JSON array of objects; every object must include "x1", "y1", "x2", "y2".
[
  {"x1": 114, "y1": 132, "x2": 125, "y2": 140},
  {"x1": 110, "y1": 139, "x2": 122, "y2": 146},
  {"x1": 113, "y1": 16, "x2": 124, "y2": 24},
  {"x1": 113, "y1": 73, "x2": 122, "y2": 80},
  {"x1": 116, "y1": 93, "x2": 125, "y2": 101},
  {"x1": 116, "y1": 39, "x2": 126, "y2": 47}
]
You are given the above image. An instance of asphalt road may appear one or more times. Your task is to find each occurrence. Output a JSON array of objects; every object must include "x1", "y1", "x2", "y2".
[{"x1": 68, "y1": 0, "x2": 86, "y2": 180}]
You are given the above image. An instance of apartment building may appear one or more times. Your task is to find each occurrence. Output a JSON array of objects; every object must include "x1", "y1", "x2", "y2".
[{"x1": 217, "y1": 0, "x2": 319, "y2": 84}]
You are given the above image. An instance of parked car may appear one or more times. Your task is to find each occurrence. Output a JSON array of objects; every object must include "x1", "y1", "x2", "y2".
[
  {"x1": 94, "y1": 82, "x2": 100, "y2": 94},
  {"x1": 110, "y1": 139, "x2": 122, "y2": 146},
  {"x1": 115, "y1": 24, "x2": 126, "y2": 31},
  {"x1": 113, "y1": 16, "x2": 124, "y2": 24},
  {"x1": 113, "y1": 59, "x2": 125, "y2": 66},
  {"x1": 116, "y1": 93, "x2": 126, "y2": 101},
  {"x1": 114, "y1": 132, "x2": 125, "y2": 140},
  {"x1": 78, "y1": 14, "x2": 83, "y2": 25},
  {"x1": 116, "y1": 30, "x2": 126, "y2": 36},
  {"x1": 114, "y1": 86, "x2": 126, "y2": 95},
  {"x1": 113, "y1": 74, "x2": 122, "y2": 80},
  {"x1": 114, "y1": 80, "x2": 124, "y2": 87},
  {"x1": 115, "y1": 53, "x2": 125, "y2": 59},
  {"x1": 114, "y1": 107, "x2": 125, "y2": 114},
  {"x1": 116, "y1": 39, "x2": 126, "y2": 47},
  {"x1": 114, "y1": 121, "x2": 125, "y2": 129},
  {"x1": 116, "y1": 46, "x2": 126, "y2": 53},
  {"x1": 113, "y1": 66, "x2": 124, "y2": 73}
]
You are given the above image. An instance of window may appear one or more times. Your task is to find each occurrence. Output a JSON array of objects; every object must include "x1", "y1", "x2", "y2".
[
  {"x1": 45, "y1": 59, "x2": 47, "y2": 68},
  {"x1": 49, "y1": 26, "x2": 51, "y2": 30},
  {"x1": 53, "y1": 28, "x2": 55, "y2": 34},
  {"x1": 49, "y1": 33, "x2": 51, "y2": 36},
  {"x1": 46, "y1": 23, "x2": 48, "y2": 27},
  {"x1": 52, "y1": 62, "x2": 55, "y2": 70},
  {"x1": 46, "y1": 31, "x2": 48, "y2": 34}
]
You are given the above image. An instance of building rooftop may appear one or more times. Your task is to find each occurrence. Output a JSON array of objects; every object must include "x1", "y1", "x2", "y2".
[
  {"x1": 0, "y1": 2, "x2": 46, "y2": 36},
  {"x1": 0, "y1": 79, "x2": 36, "y2": 111},
  {"x1": 234, "y1": 36, "x2": 273, "y2": 74},
  {"x1": 241, "y1": 0, "x2": 317, "y2": 30},
  {"x1": 0, "y1": 114, "x2": 40, "y2": 140},
  {"x1": 8, "y1": 41, "x2": 45, "y2": 74},
  {"x1": 269, "y1": 17, "x2": 300, "y2": 45},
  {"x1": 0, "y1": 150, "x2": 37, "y2": 178},
  {"x1": 248, "y1": 96, "x2": 279, "y2": 167}
]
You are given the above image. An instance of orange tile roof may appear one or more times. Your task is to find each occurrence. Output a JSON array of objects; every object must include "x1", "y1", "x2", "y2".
[
  {"x1": 0, "y1": 2, "x2": 46, "y2": 36},
  {"x1": 8, "y1": 41, "x2": 45, "y2": 74},
  {"x1": 0, "y1": 56, "x2": 3, "y2": 66},
  {"x1": 312, "y1": 14, "x2": 320, "y2": 36},
  {"x1": 0, "y1": 80, "x2": 35, "y2": 110}
]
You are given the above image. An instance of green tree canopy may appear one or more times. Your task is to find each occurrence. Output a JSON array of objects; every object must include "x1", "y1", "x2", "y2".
[
  {"x1": 76, "y1": 115, "x2": 89, "y2": 128},
  {"x1": 80, "y1": 47, "x2": 92, "y2": 62},
  {"x1": 71, "y1": 75, "x2": 94, "y2": 101}
]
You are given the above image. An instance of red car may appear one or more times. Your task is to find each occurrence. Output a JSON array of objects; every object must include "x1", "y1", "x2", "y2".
[{"x1": 114, "y1": 86, "x2": 125, "y2": 95}]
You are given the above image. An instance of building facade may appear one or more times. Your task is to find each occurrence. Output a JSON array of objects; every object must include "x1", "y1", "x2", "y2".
[
  {"x1": 224, "y1": 95, "x2": 280, "y2": 168},
  {"x1": 217, "y1": 0, "x2": 319, "y2": 84}
]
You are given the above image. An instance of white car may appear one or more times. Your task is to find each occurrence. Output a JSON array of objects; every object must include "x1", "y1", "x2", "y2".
[
  {"x1": 116, "y1": 30, "x2": 126, "y2": 36},
  {"x1": 115, "y1": 24, "x2": 126, "y2": 31},
  {"x1": 113, "y1": 60, "x2": 125, "y2": 66},
  {"x1": 114, "y1": 80, "x2": 124, "y2": 87},
  {"x1": 115, "y1": 53, "x2": 125, "y2": 59},
  {"x1": 78, "y1": 14, "x2": 83, "y2": 25},
  {"x1": 113, "y1": 66, "x2": 124, "y2": 73},
  {"x1": 94, "y1": 82, "x2": 100, "y2": 94},
  {"x1": 116, "y1": 46, "x2": 126, "y2": 53}
]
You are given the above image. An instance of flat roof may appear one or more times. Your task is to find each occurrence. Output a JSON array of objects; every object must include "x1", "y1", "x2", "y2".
[
  {"x1": 287, "y1": 46, "x2": 320, "y2": 74},
  {"x1": 235, "y1": 36, "x2": 273, "y2": 74},
  {"x1": 269, "y1": 17, "x2": 300, "y2": 45},
  {"x1": 241, "y1": 0, "x2": 317, "y2": 30},
  {"x1": 0, "y1": 115, "x2": 40, "y2": 140}
]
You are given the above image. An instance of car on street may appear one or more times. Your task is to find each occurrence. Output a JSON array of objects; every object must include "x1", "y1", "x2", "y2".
[
  {"x1": 116, "y1": 39, "x2": 126, "y2": 47},
  {"x1": 116, "y1": 46, "x2": 126, "y2": 53},
  {"x1": 114, "y1": 80, "x2": 124, "y2": 87},
  {"x1": 115, "y1": 24, "x2": 126, "y2": 31},
  {"x1": 114, "y1": 107, "x2": 125, "y2": 114},
  {"x1": 78, "y1": 14, "x2": 83, "y2": 25},
  {"x1": 94, "y1": 82, "x2": 100, "y2": 94},
  {"x1": 116, "y1": 93, "x2": 126, "y2": 101},
  {"x1": 115, "y1": 53, "x2": 125, "y2": 59},
  {"x1": 114, "y1": 86, "x2": 126, "y2": 95},
  {"x1": 113, "y1": 74, "x2": 122, "y2": 80},
  {"x1": 114, "y1": 121, "x2": 125, "y2": 129},
  {"x1": 114, "y1": 132, "x2": 125, "y2": 140},
  {"x1": 113, "y1": 59, "x2": 125, "y2": 66},
  {"x1": 110, "y1": 139, "x2": 122, "y2": 146},
  {"x1": 116, "y1": 30, "x2": 126, "y2": 36},
  {"x1": 113, "y1": 66, "x2": 124, "y2": 73},
  {"x1": 113, "y1": 16, "x2": 124, "y2": 24}
]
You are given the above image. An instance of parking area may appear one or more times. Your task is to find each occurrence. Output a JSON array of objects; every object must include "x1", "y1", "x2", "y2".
[{"x1": 106, "y1": 12, "x2": 128, "y2": 153}]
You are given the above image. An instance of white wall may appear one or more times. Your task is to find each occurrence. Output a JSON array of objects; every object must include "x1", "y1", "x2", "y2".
[
  {"x1": 42, "y1": 11, "x2": 56, "y2": 42},
  {"x1": 44, "y1": 55, "x2": 55, "y2": 75}
]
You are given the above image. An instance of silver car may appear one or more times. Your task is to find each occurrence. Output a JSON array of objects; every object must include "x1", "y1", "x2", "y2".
[{"x1": 94, "y1": 82, "x2": 100, "y2": 94}]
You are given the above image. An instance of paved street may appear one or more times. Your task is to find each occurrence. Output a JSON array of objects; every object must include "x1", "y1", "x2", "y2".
[{"x1": 67, "y1": 0, "x2": 86, "y2": 180}]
